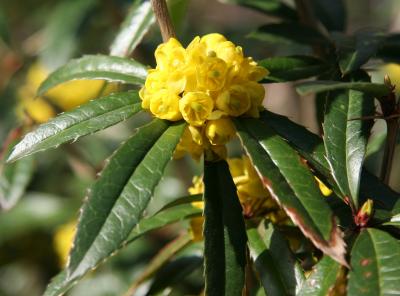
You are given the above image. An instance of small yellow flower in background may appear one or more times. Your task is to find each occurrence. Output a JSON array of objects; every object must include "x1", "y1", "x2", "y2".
[
  {"x1": 17, "y1": 62, "x2": 116, "y2": 123},
  {"x1": 315, "y1": 176, "x2": 333, "y2": 197},
  {"x1": 140, "y1": 34, "x2": 269, "y2": 161},
  {"x1": 381, "y1": 63, "x2": 400, "y2": 94},
  {"x1": 187, "y1": 156, "x2": 289, "y2": 241},
  {"x1": 53, "y1": 221, "x2": 76, "y2": 267}
]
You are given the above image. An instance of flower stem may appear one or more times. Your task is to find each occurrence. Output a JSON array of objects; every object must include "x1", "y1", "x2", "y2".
[{"x1": 150, "y1": 0, "x2": 176, "y2": 42}]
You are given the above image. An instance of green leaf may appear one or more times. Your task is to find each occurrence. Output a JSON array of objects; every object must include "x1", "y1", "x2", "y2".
[
  {"x1": 259, "y1": 55, "x2": 330, "y2": 83},
  {"x1": 0, "y1": 156, "x2": 34, "y2": 210},
  {"x1": 67, "y1": 119, "x2": 185, "y2": 280},
  {"x1": 203, "y1": 160, "x2": 247, "y2": 296},
  {"x1": 219, "y1": 0, "x2": 297, "y2": 20},
  {"x1": 38, "y1": 55, "x2": 147, "y2": 96},
  {"x1": 249, "y1": 23, "x2": 329, "y2": 46},
  {"x1": 323, "y1": 73, "x2": 375, "y2": 208},
  {"x1": 310, "y1": 0, "x2": 346, "y2": 31},
  {"x1": 348, "y1": 228, "x2": 400, "y2": 296},
  {"x1": 44, "y1": 200, "x2": 201, "y2": 296},
  {"x1": 109, "y1": 0, "x2": 155, "y2": 57},
  {"x1": 247, "y1": 223, "x2": 304, "y2": 295},
  {"x1": 235, "y1": 118, "x2": 347, "y2": 265},
  {"x1": 155, "y1": 194, "x2": 202, "y2": 212},
  {"x1": 39, "y1": 0, "x2": 97, "y2": 69},
  {"x1": 333, "y1": 30, "x2": 385, "y2": 75},
  {"x1": 296, "y1": 81, "x2": 391, "y2": 97},
  {"x1": 258, "y1": 110, "x2": 400, "y2": 214},
  {"x1": 7, "y1": 91, "x2": 142, "y2": 162},
  {"x1": 297, "y1": 256, "x2": 341, "y2": 295}
]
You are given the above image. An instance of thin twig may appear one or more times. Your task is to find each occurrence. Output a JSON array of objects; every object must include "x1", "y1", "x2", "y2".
[{"x1": 150, "y1": 0, "x2": 176, "y2": 42}]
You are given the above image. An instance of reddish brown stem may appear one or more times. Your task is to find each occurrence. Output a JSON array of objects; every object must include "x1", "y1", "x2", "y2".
[{"x1": 150, "y1": 0, "x2": 176, "y2": 42}]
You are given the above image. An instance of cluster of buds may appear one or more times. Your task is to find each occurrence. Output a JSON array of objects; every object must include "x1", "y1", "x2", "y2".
[{"x1": 139, "y1": 34, "x2": 268, "y2": 160}]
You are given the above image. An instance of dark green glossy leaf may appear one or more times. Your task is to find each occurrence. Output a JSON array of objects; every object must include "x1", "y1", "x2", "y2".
[
  {"x1": 68, "y1": 120, "x2": 185, "y2": 279},
  {"x1": 219, "y1": 0, "x2": 297, "y2": 20},
  {"x1": 38, "y1": 55, "x2": 147, "y2": 96},
  {"x1": 310, "y1": 0, "x2": 346, "y2": 31},
  {"x1": 348, "y1": 228, "x2": 400, "y2": 295},
  {"x1": 0, "y1": 156, "x2": 34, "y2": 210},
  {"x1": 249, "y1": 23, "x2": 329, "y2": 46},
  {"x1": 333, "y1": 30, "x2": 385, "y2": 75},
  {"x1": 235, "y1": 118, "x2": 346, "y2": 265},
  {"x1": 110, "y1": 0, "x2": 154, "y2": 57},
  {"x1": 259, "y1": 55, "x2": 330, "y2": 83},
  {"x1": 7, "y1": 91, "x2": 142, "y2": 162},
  {"x1": 296, "y1": 80, "x2": 391, "y2": 97},
  {"x1": 203, "y1": 160, "x2": 247, "y2": 296},
  {"x1": 323, "y1": 74, "x2": 375, "y2": 208},
  {"x1": 40, "y1": 0, "x2": 97, "y2": 69},
  {"x1": 298, "y1": 256, "x2": 341, "y2": 296},
  {"x1": 258, "y1": 110, "x2": 400, "y2": 214},
  {"x1": 44, "y1": 200, "x2": 201, "y2": 296},
  {"x1": 247, "y1": 223, "x2": 304, "y2": 295}
]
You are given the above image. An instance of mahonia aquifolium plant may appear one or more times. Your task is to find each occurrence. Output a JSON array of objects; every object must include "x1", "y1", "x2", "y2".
[{"x1": 139, "y1": 34, "x2": 268, "y2": 160}]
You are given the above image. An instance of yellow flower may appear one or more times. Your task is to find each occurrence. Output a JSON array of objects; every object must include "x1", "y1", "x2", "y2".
[
  {"x1": 16, "y1": 95, "x2": 56, "y2": 123},
  {"x1": 381, "y1": 63, "x2": 400, "y2": 94},
  {"x1": 47, "y1": 80, "x2": 116, "y2": 110},
  {"x1": 215, "y1": 41, "x2": 243, "y2": 65},
  {"x1": 179, "y1": 92, "x2": 214, "y2": 126},
  {"x1": 243, "y1": 81, "x2": 265, "y2": 118},
  {"x1": 200, "y1": 33, "x2": 227, "y2": 53},
  {"x1": 188, "y1": 176, "x2": 204, "y2": 195},
  {"x1": 216, "y1": 84, "x2": 251, "y2": 116},
  {"x1": 155, "y1": 38, "x2": 186, "y2": 70},
  {"x1": 144, "y1": 69, "x2": 168, "y2": 93},
  {"x1": 150, "y1": 89, "x2": 182, "y2": 121},
  {"x1": 144, "y1": 34, "x2": 268, "y2": 161},
  {"x1": 53, "y1": 221, "x2": 76, "y2": 267},
  {"x1": 205, "y1": 118, "x2": 236, "y2": 145},
  {"x1": 196, "y1": 56, "x2": 228, "y2": 91},
  {"x1": 188, "y1": 125, "x2": 204, "y2": 145},
  {"x1": 174, "y1": 127, "x2": 204, "y2": 161}
]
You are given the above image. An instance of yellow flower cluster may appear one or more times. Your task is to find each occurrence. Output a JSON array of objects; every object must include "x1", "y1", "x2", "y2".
[
  {"x1": 187, "y1": 156, "x2": 288, "y2": 241},
  {"x1": 139, "y1": 34, "x2": 268, "y2": 160},
  {"x1": 17, "y1": 63, "x2": 116, "y2": 123}
]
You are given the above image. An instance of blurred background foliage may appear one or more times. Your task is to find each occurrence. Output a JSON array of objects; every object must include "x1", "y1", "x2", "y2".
[{"x1": 1, "y1": 0, "x2": 400, "y2": 295}]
